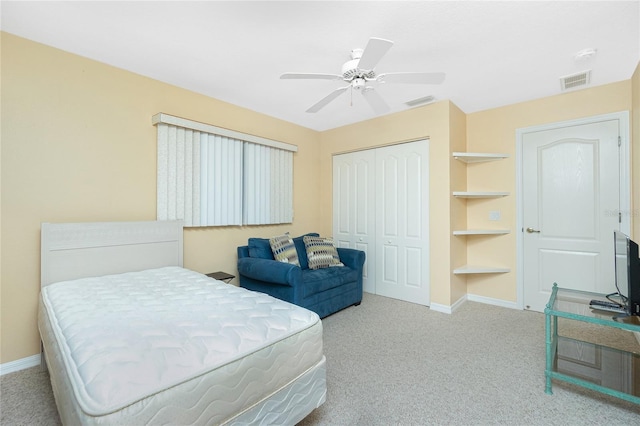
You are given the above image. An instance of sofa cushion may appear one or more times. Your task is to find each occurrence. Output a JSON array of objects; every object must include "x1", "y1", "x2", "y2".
[
  {"x1": 269, "y1": 233, "x2": 300, "y2": 266},
  {"x1": 293, "y1": 233, "x2": 319, "y2": 270},
  {"x1": 303, "y1": 236, "x2": 344, "y2": 270},
  {"x1": 301, "y1": 266, "x2": 358, "y2": 298},
  {"x1": 247, "y1": 237, "x2": 274, "y2": 260},
  {"x1": 248, "y1": 233, "x2": 319, "y2": 267}
]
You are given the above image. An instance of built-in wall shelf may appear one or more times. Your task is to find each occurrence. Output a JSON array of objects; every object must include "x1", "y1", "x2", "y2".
[
  {"x1": 452, "y1": 151, "x2": 511, "y2": 278},
  {"x1": 453, "y1": 229, "x2": 511, "y2": 236},
  {"x1": 453, "y1": 266, "x2": 511, "y2": 275},
  {"x1": 453, "y1": 191, "x2": 509, "y2": 198},
  {"x1": 453, "y1": 152, "x2": 509, "y2": 163}
]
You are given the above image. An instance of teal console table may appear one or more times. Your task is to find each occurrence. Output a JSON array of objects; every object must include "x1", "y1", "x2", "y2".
[{"x1": 545, "y1": 283, "x2": 640, "y2": 404}]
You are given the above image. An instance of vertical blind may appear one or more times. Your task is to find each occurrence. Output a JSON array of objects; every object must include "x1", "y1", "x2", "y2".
[
  {"x1": 153, "y1": 113, "x2": 296, "y2": 227},
  {"x1": 243, "y1": 143, "x2": 294, "y2": 225}
]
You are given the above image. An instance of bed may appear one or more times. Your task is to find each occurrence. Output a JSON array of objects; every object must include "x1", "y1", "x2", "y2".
[{"x1": 38, "y1": 220, "x2": 326, "y2": 425}]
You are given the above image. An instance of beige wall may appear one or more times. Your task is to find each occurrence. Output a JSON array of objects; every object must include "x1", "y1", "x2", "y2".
[
  {"x1": 0, "y1": 33, "x2": 322, "y2": 363},
  {"x1": 466, "y1": 80, "x2": 633, "y2": 302},
  {"x1": 2, "y1": 31, "x2": 638, "y2": 366},
  {"x1": 318, "y1": 101, "x2": 458, "y2": 307},
  {"x1": 317, "y1": 80, "x2": 633, "y2": 308},
  {"x1": 448, "y1": 102, "x2": 468, "y2": 304}
]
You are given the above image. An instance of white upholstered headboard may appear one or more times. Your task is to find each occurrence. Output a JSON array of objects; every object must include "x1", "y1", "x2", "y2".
[{"x1": 41, "y1": 220, "x2": 184, "y2": 287}]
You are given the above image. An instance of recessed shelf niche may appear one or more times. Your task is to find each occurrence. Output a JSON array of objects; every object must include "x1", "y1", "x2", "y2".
[{"x1": 452, "y1": 151, "x2": 510, "y2": 276}]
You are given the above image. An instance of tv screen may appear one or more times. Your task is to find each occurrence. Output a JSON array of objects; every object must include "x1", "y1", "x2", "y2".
[{"x1": 614, "y1": 230, "x2": 640, "y2": 316}]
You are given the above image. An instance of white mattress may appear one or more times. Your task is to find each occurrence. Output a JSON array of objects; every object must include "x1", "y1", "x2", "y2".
[{"x1": 38, "y1": 266, "x2": 325, "y2": 424}]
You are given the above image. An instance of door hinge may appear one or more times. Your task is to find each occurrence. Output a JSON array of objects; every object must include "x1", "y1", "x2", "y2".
[
  {"x1": 619, "y1": 211, "x2": 622, "y2": 223},
  {"x1": 618, "y1": 136, "x2": 622, "y2": 147}
]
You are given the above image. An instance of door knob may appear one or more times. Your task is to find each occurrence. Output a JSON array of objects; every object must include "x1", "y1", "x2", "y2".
[{"x1": 526, "y1": 227, "x2": 541, "y2": 233}]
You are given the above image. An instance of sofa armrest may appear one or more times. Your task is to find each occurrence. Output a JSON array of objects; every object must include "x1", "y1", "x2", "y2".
[
  {"x1": 237, "y1": 257, "x2": 301, "y2": 286},
  {"x1": 237, "y1": 246, "x2": 250, "y2": 258},
  {"x1": 337, "y1": 247, "x2": 366, "y2": 270}
]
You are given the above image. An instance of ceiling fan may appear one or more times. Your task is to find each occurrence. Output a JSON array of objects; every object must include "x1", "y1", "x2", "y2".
[{"x1": 280, "y1": 37, "x2": 445, "y2": 114}]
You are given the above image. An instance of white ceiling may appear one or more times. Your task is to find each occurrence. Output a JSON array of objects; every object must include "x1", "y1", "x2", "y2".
[{"x1": 2, "y1": 1, "x2": 639, "y2": 132}]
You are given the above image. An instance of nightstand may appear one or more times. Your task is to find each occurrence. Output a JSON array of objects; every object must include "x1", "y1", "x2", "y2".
[{"x1": 206, "y1": 271, "x2": 235, "y2": 283}]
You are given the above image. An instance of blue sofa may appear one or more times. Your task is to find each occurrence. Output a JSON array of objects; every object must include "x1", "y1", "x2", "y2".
[{"x1": 237, "y1": 233, "x2": 365, "y2": 318}]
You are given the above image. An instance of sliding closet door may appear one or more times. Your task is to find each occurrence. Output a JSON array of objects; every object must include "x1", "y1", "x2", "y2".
[
  {"x1": 333, "y1": 150, "x2": 376, "y2": 293},
  {"x1": 333, "y1": 140, "x2": 430, "y2": 305},
  {"x1": 375, "y1": 141, "x2": 430, "y2": 306}
]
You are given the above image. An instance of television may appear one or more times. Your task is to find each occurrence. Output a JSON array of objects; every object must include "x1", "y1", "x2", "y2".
[{"x1": 614, "y1": 230, "x2": 640, "y2": 316}]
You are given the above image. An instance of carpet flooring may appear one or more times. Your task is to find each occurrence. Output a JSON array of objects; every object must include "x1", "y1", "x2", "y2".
[{"x1": 1, "y1": 293, "x2": 639, "y2": 425}]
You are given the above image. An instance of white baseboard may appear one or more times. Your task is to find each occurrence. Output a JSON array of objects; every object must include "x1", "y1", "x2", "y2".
[
  {"x1": 429, "y1": 302, "x2": 453, "y2": 314},
  {"x1": 467, "y1": 293, "x2": 519, "y2": 310},
  {"x1": 430, "y1": 294, "x2": 467, "y2": 314},
  {"x1": 0, "y1": 353, "x2": 41, "y2": 376},
  {"x1": 430, "y1": 293, "x2": 519, "y2": 314}
]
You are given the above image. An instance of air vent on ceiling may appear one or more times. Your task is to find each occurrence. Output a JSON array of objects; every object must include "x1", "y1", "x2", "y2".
[
  {"x1": 560, "y1": 70, "x2": 591, "y2": 91},
  {"x1": 405, "y1": 95, "x2": 436, "y2": 107}
]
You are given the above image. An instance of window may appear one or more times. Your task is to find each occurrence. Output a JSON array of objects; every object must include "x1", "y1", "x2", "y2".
[{"x1": 153, "y1": 113, "x2": 296, "y2": 227}]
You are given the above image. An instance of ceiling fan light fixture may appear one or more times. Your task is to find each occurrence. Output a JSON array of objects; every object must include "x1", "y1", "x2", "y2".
[
  {"x1": 352, "y1": 78, "x2": 366, "y2": 90},
  {"x1": 281, "y1": 37, "x2": 445, "y2": 113},
  {"x1": 350, "y1": 48, "x2": 364, "y2": 60},
  {"x1": 342, "y1": 60, "x2": 375, "y2": 80}
]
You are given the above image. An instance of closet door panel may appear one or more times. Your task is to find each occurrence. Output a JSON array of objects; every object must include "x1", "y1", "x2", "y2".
[
  {"x1": 333, "y1": 150, "x2": 376, "y2": 293},
  {"x1": 335, "y1": 161, "x2": 352, "y2": 240},
  {"x1": 333, "y1": 140, "x2": 429, "y2": 305},
  {"x1": 375, "y1": 141, "x2": 430, "y2": 305}
]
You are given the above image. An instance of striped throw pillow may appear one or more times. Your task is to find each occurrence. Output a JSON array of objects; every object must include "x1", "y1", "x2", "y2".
[
  {"x1": 303, "y1": 236, "x2": 344, "y2": 270},
  {"x1": 269, "y1": 233, "x2": 300, "y2": 266}
]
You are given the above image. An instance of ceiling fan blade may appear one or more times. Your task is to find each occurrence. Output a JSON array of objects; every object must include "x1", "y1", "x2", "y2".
[
  {"x1": 357, "y1": 37, "x2": 394, "y2": 71},
  {"x1": 306, "y1": 86, "x2": 349, "y2": 113},
  {"x1": 280, "y1": 72, "x2": 343, "y2": 80},
  {"x1": 361, "y1": 88, "x2": 390, "y2": 114},
  {"x1": 377, "y1": 72, "x2": 446, "y2": 85}
]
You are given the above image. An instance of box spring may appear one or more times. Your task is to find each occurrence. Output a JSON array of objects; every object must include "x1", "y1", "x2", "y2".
[{"x1": 38, "y1": 267, "x2": 325, "y2": 425}]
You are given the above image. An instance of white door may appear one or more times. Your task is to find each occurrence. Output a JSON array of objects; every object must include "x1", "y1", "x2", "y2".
[
  {"x1": 522, "y1": 118, "x2": 624, "y2": 312},
  {"x1": 333, "y1": 150, "x2": 376, "y2": 293},
  {"x1": 375, "y1": 141, "x2": 430, "y2": 305}
]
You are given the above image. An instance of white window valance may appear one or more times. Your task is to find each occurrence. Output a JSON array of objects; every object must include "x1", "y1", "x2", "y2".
[{"x1": 153, "y1": 113, "x2": 296, "y2": 227}]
